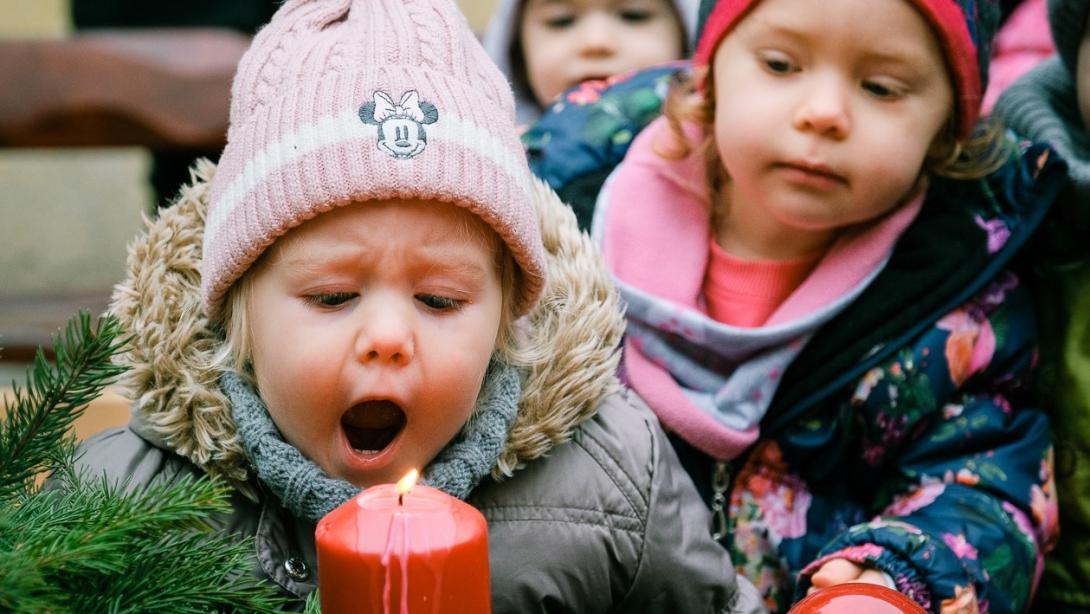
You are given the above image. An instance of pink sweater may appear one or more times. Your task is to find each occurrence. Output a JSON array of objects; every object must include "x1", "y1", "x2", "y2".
[{"x1": 703, "y1": 240, "x2": 820, "y2": 328}]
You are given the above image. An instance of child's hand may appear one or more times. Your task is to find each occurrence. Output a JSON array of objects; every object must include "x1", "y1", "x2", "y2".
[
  {"x1": 806, "y1": 558, "x2": 888, "y2": 595},
  {"x1": 808, "y1": 559, "x2": 979, "y2": 613}
]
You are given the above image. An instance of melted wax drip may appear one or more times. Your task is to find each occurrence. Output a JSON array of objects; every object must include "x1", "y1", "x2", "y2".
[{"x1": 369, "y1": 486, "x2": 458, "y2": 614}]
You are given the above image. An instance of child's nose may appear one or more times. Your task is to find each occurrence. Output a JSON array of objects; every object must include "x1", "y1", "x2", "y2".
[
  {"x1": 576, "y1": 13, "x2": 618, "y2": 57},
  {"x1": 793, "y1": 76, "x2": 851, "y2": 139},
  {"x1": 354, "y1": 300, "x2": 414, "y2": 366}
]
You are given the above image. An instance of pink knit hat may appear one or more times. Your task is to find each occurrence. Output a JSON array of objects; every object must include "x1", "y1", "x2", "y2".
[{"x1": 202, "y1": 0, "x2": 546, "y2": 320}]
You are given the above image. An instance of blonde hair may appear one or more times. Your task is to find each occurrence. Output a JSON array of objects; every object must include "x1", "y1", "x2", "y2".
[
  {"x1": 656, "y1": 65, "x2": 1012, "y2": 211},
  {"x1": 213, "y1": 231, "x2": 529, "y2": 384}
]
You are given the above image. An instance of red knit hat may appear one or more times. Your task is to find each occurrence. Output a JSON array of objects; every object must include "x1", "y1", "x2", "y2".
[{"x1": 692, "y1": 0, "x2": 1000, "y2": 138}]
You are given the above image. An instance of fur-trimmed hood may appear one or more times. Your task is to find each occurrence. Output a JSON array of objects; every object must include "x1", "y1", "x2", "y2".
[{"x1": 109, "y1": 160, "x2": 624, "y2": 489}]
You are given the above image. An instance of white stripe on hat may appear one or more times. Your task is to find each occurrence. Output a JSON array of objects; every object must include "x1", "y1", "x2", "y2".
[{"x1": 205, "y1": 109, "x2": 531, "y2": 246}]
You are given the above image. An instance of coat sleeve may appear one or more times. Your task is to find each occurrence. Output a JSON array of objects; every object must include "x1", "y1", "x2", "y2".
[
  {"x1": 796, "y1": 272, "x2": 1058, "y2": 614},
  {"x1": 617, "y1": 392, "x2": 767, "y2": 614}
]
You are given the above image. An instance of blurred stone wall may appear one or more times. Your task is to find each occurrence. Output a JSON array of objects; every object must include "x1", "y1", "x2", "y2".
[
  {"x1": 1, "y1": 1, "x2": 150, "y2": 356},
  {"x1": 1, "y1": 0, "x2": 69, "y2": 39},
  {"x1": 2, "y1": 0, "x2": 498, "y2": 38},
  {"x1": 460, "y1": 0, "x2": 500, "y2": 34}
]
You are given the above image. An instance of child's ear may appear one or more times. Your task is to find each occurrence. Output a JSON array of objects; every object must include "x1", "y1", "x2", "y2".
[
  {"x1": 419, "y1": 101, "x2": 439, "y2": 125},
  {"x1": 359, "y1": 101, "x2": 379, "y2": 125}
]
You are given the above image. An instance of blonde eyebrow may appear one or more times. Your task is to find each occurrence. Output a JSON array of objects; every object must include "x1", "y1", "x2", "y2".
[
  {"x1": 417, "y1": 259, "x2": 491, "y2": 284},
  {"x1": 742, "y1": 17, "x2": 937, "y2": 73}
]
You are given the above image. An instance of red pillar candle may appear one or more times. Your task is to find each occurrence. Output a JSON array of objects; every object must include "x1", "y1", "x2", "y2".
[
  {"x1": 316, "y1": 470, "x2": 491, "y2": 614},
  {"x1": 788, "y1": 583, "x2": 926, "y2": 614}
]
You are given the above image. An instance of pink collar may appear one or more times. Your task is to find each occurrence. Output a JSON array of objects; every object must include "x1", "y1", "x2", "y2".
[{"x1": 602, "y1": 117, "x2": 924, "y2": 327}]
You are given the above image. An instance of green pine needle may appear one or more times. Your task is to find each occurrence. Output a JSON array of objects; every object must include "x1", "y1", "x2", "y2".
[
  {"x1": 0, "y1": 474, "x2": 288, "y2": 613},
  {"x1": 0, "y1": 311, "x2": 293, "y2": 612},
  {"x1": 0, "y1": 311, "x2": 128, "y2": 499},
  {"x1": 10, "y1": 474, "x2": 230, "y2": 576},
  {"x1": 305, "y1": 589, "x2": 323, "y2": 614}
]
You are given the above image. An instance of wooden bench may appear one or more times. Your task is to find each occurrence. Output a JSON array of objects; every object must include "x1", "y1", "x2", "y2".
[
  {"x1": 0, "y1": 28, "x2": 247, "y2": 149},
  {"x1": 0, "y1": 29, "x2": 247, "y2": 434},
  {"x1": 0, "y1": 28, "x2": 246, "y2": 356}
]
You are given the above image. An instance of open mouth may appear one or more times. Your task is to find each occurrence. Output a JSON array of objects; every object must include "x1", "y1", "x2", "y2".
[{"x1": 341, "y1": 400, "x2": 406, "y2": 454}]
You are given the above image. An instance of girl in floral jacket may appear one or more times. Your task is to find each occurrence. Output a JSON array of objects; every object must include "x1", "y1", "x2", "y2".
[{"x1": 528, "y1": 0, "x2": 1067, "y2": 612}]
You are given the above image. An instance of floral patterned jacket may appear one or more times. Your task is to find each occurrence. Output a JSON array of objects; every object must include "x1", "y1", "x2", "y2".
[{"x1": 525, "y1": 65, "x2": 1067, "y2": 613}]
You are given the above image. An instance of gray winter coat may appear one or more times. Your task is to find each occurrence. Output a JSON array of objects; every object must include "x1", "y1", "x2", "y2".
[{"x1": 72, "y1": 161, "x2": 765, "y2": 614}]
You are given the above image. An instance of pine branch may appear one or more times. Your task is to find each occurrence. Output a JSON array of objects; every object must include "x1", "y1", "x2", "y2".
[
  {"x1": 0, "y1": 311, "x2": 128, "y2": 500},
  {"x1": 10, "y1": 474, "x2": 231, "y2": 576},
  {"x1": 66, "y1": 530, "x2": 287, "y2": 613},
  {"x1": 1, "y1": 471, "x2": 289, "y2": 613},
  {"x1": 0, "y1": 311, "x2": 292, "y2": 611},
  {"x1": 0, "y1": 542, "x2": 53, "y2": 613}
]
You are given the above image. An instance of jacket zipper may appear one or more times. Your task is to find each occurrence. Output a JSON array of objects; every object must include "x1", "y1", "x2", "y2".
[{"x1": 710, "y1": 460, "x2": 732, "y2": 542}]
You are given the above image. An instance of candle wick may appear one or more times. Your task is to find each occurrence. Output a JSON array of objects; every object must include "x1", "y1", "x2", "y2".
[{"x1": 398, "y1": 493, "x2": 404, "y2": 506}]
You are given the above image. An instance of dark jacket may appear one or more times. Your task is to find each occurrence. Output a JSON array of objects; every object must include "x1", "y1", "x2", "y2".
[{"x1": 528, "y1": 64, "x2": 1067, "y2": 613}]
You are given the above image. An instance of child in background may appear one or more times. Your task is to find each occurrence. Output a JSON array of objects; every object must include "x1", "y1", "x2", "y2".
[
  {"x1": 69, "y1": 0, "x2": 763, "y2": 611},
  {"x1": 593, "y1": 0, "x2": 1065, "y2": 611},
  {"x1": 995, "y1": 1, "x2": 1090, "y2": 611},
  {"x1": 483, "y1": 0, "x2": 698, "y2": 125}
]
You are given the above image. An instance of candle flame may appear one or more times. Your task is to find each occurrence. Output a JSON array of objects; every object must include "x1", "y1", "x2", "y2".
[{"x1": 395, "y1": 469, "x2": 419, "y2": 497}]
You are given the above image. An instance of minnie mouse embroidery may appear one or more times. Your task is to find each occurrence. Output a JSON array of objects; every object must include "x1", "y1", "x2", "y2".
[{"x1": 358, "y1": 90, "x2": 438, "y2": 159}]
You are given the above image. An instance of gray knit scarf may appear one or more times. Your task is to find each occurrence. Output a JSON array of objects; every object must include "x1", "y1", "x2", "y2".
[{"x1": 222, "y1": 359, "x2": 521, "y2": 523}]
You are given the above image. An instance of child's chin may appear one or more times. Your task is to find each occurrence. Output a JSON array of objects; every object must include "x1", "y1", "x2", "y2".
[
  {"x1": 328, "y1": 464, "x2": 392, "y2": 490},
  {"x1": 340, "y1": 473, "x2": 382, "y2": 489}
]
